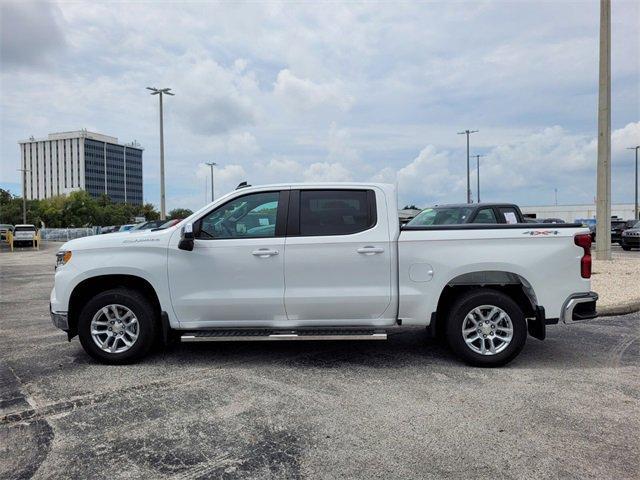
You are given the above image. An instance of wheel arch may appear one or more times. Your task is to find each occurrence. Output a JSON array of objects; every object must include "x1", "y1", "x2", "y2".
[
  {"x1": 67, "y1": 274, "x2": 162, "y2": 338},
  {"x1": 430, "y1": 270, "x2": 539, "y2": 338}
]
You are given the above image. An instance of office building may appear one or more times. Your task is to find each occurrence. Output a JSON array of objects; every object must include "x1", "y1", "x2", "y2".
[
  {"x1": 18, "y1": 130, "x2": 143, "y2": 205},
  {"x1": 521, "y1": 203, "x2": 636, "y2": 222}
]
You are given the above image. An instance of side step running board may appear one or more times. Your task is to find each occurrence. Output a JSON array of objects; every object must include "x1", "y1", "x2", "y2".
[{"x1": 181, "y1": 330, "x2": 387, "y2": 343}]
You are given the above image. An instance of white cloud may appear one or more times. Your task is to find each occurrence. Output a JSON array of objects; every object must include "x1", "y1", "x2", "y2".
[
  {"x1": 273, "y1": 69, "x2": 354, "y2": 112},
  {"x1": 1, "y1": 2, "x2": 638, "y2": 211},
  {"x1": 303, "y1": 162, "x2": 352, "y2": 182},
  {"x1": 227, "y1": 132, "x2": 260, "y2": 156}
]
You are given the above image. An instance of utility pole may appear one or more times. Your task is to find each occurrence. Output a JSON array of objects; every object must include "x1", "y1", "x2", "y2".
[
  {"x1": 472, "y1": 154, "x2": 485, "y2": 203},
  {"x1": 17, "y1": 167, "x2": 30, "y2": 224},
  {"x1": 206, "y1": 162, "x2": 217, "y2": 202},
  {"x1": 595, "y1": 0, "x2": 611, "y2": 260},
  {"x1": 147, "y1": 87, "x2": 175, "y2": 220},
  {"x1": 627, "y1": 146, "x2": 639, "y2": 220},
  {"x1": 458, "y1": 129, "x2": 479, "y2": 203}
]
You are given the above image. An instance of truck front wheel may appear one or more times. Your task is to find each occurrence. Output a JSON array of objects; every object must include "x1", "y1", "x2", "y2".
[
  {"x1": 78, "y1": 288, "x2": 157, "y2": 364},
  {"x1": 445, "y1": 289, "x2": 527, "y2": 367}
]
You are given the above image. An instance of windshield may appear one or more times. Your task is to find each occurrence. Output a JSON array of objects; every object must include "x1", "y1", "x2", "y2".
[
  {"x1": 407, "y1": 207, "x2": 474, "y2": 226},
  {"x1": 14, "y1": 226, "x2": 35, "y2": 232}
]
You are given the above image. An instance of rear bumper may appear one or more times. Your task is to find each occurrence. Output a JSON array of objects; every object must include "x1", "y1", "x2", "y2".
[{"x1": 560, "y1": 292, "x2": 598, "y2": 324}]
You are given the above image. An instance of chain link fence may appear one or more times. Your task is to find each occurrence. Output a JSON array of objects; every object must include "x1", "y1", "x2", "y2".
[{"x1": 40, "y1": 228, "x2": 98, "y2": 241}]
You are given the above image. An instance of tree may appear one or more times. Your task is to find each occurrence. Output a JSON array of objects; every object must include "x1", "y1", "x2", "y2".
[
  {"x1": 168, "y1": 208, "x2": 193, "y2": 219},
  {"x1": 402, "y1": 205, "x2": 421, "y2": 210},
  {"x1": 140, "y1": 203, "x2": 160, "y2": 221},
  {"x1": 0, "y1": 188, "x2": 13, "y2": 205},
  {"x1": 0, "y1": 188, "x2": 162, "y2": 227}
]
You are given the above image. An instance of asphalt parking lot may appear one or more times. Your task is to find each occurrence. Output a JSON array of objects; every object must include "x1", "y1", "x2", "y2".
[{"x1": 1, "y1": 243, "x2": 638, "y2": 479}]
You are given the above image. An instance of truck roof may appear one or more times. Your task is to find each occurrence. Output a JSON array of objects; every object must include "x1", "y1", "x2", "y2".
[{"x1": 236, "y1": 182, "x2": 395, "y2": 190}]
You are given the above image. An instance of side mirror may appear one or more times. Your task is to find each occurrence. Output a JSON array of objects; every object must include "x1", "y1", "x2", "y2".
[{"x1": 178, "y1": 223, "x2": 195, "y2": 251}]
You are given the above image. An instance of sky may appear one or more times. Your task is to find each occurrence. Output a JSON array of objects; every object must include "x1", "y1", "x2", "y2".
[{"x1": 0, "y1": 0, "x2": 638, "y2": 211}]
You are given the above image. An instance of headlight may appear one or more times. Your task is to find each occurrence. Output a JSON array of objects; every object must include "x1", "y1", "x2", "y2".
[{"x1": 56, "y1": 250, "x2": 72, "y2": 268}]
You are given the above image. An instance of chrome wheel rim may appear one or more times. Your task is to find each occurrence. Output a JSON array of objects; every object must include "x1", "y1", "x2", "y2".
[
  {"x1": 90, "y1": 304, "x2": 139, "y2": 354},
  {"x1": 462, "y1": 305, "x2": 513, "y2": 356}
]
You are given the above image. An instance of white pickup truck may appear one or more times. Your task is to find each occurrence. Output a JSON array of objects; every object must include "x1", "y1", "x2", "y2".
[{"x1": 50, "y1": 183, "x2": 597, "y2": 367}]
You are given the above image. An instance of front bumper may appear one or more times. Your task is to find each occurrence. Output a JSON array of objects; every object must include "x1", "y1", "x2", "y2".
[
  {"x1": 560, "y1": 292, "x2": 598, "y2": 324},
  {"x1": 50, "y1": 304, "x2": 69, "y2": 330},
  {"x1": 621, "y1": 236, "x2": 640, "y2": 247}
]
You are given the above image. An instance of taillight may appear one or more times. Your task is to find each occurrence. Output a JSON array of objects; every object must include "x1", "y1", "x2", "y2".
[{"x1": 574, "y1": 233, "x2": 592, "y2": 279}]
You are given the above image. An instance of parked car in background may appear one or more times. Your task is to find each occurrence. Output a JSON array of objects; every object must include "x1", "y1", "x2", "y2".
[
  {"x1": 621, "y1": 221, "x2": 640, "y2": 251},
  {"x1": 50, "y1": 183, "x2": 596, "y2": 367},
  {"x1": 12, "y1": 224, "x2": 38, "y2": 247},
  {"x1": 118, "y1": 224, "x2": 136, "y2": 232},
  {"x1": 130, "y1": 220, "x2": 166, "y2": 231},
  {"x1": 407, "y1": 203, "x2": 526, "y2": 226},
  {"x1": 0, "y1": 224, "x2": 14, "y2": 241},
  {"x1": 540, "y1": 218, "x2": 566, "y2": 224},
  {"x1": 610, "y1": 218, "x2": 629, "y2": 244},
  {"x1": 100, "y1": 226, "x2": 121, "y2": 234},
  {"x1": 575, "y1": 219, "x2": 596, "y2": 241},
  {"x1": 157, "y1": 218, "x2": 183, "y2": 229}
]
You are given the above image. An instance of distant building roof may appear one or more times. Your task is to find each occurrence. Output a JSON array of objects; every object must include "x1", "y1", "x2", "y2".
[{"x1": 18, "y1": 129, "x2": 142, "y2": 149}]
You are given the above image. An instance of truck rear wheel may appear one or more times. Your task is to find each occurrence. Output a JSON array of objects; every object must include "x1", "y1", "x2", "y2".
[
  {"x1": 445, "y1": 289, "x2": 527, "y2": 367},
  {"x1": 78, "y1": 288, "x2": 157, "y2": 364}
]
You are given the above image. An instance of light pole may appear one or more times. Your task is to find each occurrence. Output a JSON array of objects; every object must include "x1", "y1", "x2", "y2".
[
  {"x1": 472, "y1": 154, "x2": 485, "y2": 203},
  {"x1": 595, "y1": 0, "x2": 611, "y2": 260},
  {"x1": 554, "y1": 188, "x2": 558, "y2": 206},
  {"x1": 147, "y1": 87, "x2": 174, "y2": 220},
  {"x1": 17, "y1": 167, "x2": 30, "y2": 224},
  {"x1": 628, "y1": 146, "x2": 639, "y2": 220},
  {"x1": 458, "y1": 129, "x2": 479, "y2": 203},
  {"x1": 206, "y1": 162, "x2": 217, "y2": 202}
]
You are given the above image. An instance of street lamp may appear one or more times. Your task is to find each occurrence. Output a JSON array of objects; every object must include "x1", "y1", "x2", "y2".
[
  {"x1": 472, "y1": 154, "x2": 485, "y2": 203},
  {"x1": 457, "y1": 129, "x2": 479, "y2": 203},
  {"x1": 627, "y1": 146, "x2": 639, "y2": 220},
  {"x1": 205, "y1": 162, "x2": 217, "y2": 202},
  {"x1": 147, "y1": 87, "x2": 174, "y2": 220}
]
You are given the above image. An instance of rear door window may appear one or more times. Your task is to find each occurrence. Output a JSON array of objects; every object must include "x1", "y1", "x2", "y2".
[
  {"x1": 498, "y1": 207, "x2": 519, "y2": 224},
  {"x1": 299, "y1": 190, "x2": 375, "y2": 236},
  {"x1": 472, "y1": 208, "x2": 498, "y2": 224}
]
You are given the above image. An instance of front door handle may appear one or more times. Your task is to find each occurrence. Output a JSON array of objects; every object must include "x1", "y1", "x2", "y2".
[
  {"x1": 357, "y1": 246, "x2": 384, "y2": 255},
  {"x1": 252, "y1": 248, "x2": 279, "y2": 258}
]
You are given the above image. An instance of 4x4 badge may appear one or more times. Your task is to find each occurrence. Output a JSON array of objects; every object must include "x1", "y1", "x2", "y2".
[{"x1": 523, "y1": 230, "x2": 560, "y2": 236}]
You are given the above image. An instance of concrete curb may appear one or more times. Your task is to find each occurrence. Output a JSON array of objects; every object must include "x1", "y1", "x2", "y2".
[{"x1": 598, "y1": 300, "x2": 640, "y2": 317}]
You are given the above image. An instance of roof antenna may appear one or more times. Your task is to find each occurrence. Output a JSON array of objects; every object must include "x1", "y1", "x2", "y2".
[{"x1": 236, "y1": 181, "x2": 251, "y2": 190}]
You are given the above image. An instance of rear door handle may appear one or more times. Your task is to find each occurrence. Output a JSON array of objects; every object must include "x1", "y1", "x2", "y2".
[
  {"x1": 357, "y1": 246, "x2": 384, "y2": 255},
  {"x1": 252, "y1": 249, "x2": 279, "y2": 258}
]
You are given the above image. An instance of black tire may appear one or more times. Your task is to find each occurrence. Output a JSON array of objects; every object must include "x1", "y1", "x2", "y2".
[
  {"x1": 78, "y1": 288, "x2": 157, "y2": 364},
  {"x1": 445, "y1": 289, "x2": 527, "y2": 367},
  {"x1": 621, "y1": 245, "x2": 631, "y2": 251}
]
